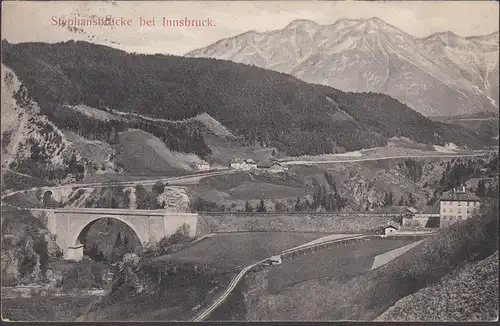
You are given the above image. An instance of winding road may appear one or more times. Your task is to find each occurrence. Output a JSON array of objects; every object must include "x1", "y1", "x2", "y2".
[
  {"x1": 190, "y1": 234, "x2": 375, "y2": 321},
  {"x1": 3, "y1": 151, "x2": 494, "y2": 201},
  {"x1": 190, "y1": 231, "x2": 436, "y2": 321}
]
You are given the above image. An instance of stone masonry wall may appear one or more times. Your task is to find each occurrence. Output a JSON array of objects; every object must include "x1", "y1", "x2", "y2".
[{"x1": 196, "y1": 213, "x2": 399, "y2": 236}]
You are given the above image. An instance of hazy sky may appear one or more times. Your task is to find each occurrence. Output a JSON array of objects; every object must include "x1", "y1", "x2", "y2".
[{"x1": 2, "y1": 1, "x2": 499, "y2": 55}]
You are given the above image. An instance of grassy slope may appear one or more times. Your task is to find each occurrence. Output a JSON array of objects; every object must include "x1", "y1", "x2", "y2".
[
  {"x1": 114, "y1": 129, "x2": 191, "y2": 176},
  {"x1": 265, "y1": 238, "x2": 419, "y2": 294},
  {"x1": 152, "y1": 232, "x2": 331, "y2": 271},
  {"x1": 193, "y1": 171, "x2": 310, "y2": 202},
  {"x1": 376, "y1": 251, "x2": 498, "y2": 321},
  {"x1": 237, "y1": 199, "x2": 498, "y2": 321}
]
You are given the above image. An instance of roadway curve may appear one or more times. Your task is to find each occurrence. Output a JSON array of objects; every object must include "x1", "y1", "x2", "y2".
[
  {"x1": 190, "y1": 234, "x2": 380, "y2": 322},
  {"x1": 191, "y1": 232, "x2": 437, "y2": 321}
]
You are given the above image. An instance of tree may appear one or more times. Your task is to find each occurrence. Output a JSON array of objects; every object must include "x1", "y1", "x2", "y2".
[
  {"x1": 96, "y1": 250, "x2": 106, "y2": 263},
  {"x1": 86, "y1": 243, "x2": 99, "y2": 259},
  {"x1": 245, "y1": 201, "x2": 253, "y2": 212},
  {"x1": 152, "y1": 181, "x2": 165, "y2": 196},
  {"x1": 256, "y1": 199, "x2": 267, "y2": 212},
  {"x1": 294, "y1": 197, "x2": 303, "y2": 212},
  {"x1": 68, "y1": 153, "x2": 78, "y2": 175},
  {"x1": 476, "y1": 180, "x2": 487, "y2": 198},
  {"x1": 408, "y1": 193, "x2": 416, "y2": 207},
  {"x1": 383, "y1": 191, "x2": 394, "y2": 207},
  {"x1": 274, "y1": 201, "x2": 286, "y2": 212},
  {"x1": 114, "y1": 232, "x2": 123, "y2": 248}
]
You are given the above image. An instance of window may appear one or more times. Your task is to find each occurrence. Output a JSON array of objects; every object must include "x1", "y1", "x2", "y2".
[
  {"x1": 467, "y1": 202, "x2": 470, "y2": 206},
  {"x1": 458, "y1": 201, "x2": 461, "y2": 206},
  {"x1": 467, "y1": 209, "x2": 470, "y2": 214},
  {"x1": 443, "y1": 208, "x2": 446, "y2": 213},
  {"x1": 458, "y1": 209, "x2": 461, "y2": 213},
  {"x1": 458, "y1": 215, "x2": 462, "y2": 219}
]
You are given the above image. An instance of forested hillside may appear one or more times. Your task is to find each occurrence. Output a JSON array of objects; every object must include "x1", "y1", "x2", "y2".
[{"x1": 1, "y1": 40, "x2": 490, "y2": 156}]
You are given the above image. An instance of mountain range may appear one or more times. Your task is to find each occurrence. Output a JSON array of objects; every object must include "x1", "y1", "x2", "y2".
[
  {"x1": 0, "y1": 40, "x2": 493, "y2": 188},
  {"x1": 186, "y1": 17, "x2": 499, "y2": 117}
]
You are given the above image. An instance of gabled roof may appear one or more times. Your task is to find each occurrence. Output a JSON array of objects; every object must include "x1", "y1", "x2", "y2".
[
  {"x1": 405, "y1": 207, "x2": 418, "y2": 214},
  {"x1": 440, "y1": 190, "x2": 480, "y2": 202},
  {"x1": 257, "y1": 161, "x2": 282, "y2": 168}
]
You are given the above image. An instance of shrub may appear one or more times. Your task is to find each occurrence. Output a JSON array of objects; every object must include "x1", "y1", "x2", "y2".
[
  {"x1": 60, "y1": 259, "x2": 108, "y2": 292},
  {"x1": 156, "y1": 224, "x2": 193, "y2": 255}
]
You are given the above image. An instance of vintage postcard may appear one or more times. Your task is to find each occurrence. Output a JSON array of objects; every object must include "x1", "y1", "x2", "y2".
[{"x1": 1, "y1": 0, "x2": 499, "y2": 322}]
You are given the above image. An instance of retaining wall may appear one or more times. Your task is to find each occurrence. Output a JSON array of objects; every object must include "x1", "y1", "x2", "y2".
[{"x1": 196, "y1": 213, "x2": 399, "y2": 236}]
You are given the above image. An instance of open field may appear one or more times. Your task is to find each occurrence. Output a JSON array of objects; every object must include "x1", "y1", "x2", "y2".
[
  {"x1": 266, "y1": 237, "x2": 421, "y2": 294},
  {"x1": 152, "y1": 232, "x2": 332, "y2": 271}
]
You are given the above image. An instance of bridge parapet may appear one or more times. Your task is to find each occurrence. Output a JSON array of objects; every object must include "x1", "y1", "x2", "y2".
[{"x1": 27, "y1": 208, "x2": 198, "y2": 261}]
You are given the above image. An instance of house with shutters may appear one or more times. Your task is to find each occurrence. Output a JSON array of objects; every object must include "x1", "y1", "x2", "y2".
[{"x1": 439, "y1": 185, "x2": 481, "y2": 228}]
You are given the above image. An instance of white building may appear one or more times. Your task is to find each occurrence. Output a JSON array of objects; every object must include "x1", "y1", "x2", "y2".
[
  {"x1": 383, "y1": 225, "x2": 398, "y2": 235},
  {"x1": 191, "y1": 161, "x2": 211, "y2": 171},
  {"x1": 228, "y1": 158, "x2": 257, "y2": 170},
  {"x1": 440, "y1": 186, "x2": 481, "y2": 228}
]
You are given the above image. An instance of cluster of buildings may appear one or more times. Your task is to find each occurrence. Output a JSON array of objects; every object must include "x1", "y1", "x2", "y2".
[
  {"x1": 384, "y1": 185, "x2": 481, "y2": 234},
  {"x1": 189, "y1": 158, "x2": 287, "y2": 173},
  {"x1": 228, "y1": 158, "x2": 286, "y2": 173},
  {"x1": 190, "y1": 161, "x2": 211, "y2": 171}
]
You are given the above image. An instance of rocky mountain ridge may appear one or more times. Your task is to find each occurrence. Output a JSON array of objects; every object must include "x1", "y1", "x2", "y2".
[{"x1": 187, "y1": 18, "x2": 499, "y2": 116}]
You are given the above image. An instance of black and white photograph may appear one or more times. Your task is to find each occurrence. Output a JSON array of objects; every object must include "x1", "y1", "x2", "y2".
[{"x1": 1, "y1": 0, "x2": 499, "y2": 322}]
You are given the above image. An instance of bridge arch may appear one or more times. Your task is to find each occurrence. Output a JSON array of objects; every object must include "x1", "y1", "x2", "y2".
[{"x1": 69, "y1": 216, "x2": 146, "y2": 250}]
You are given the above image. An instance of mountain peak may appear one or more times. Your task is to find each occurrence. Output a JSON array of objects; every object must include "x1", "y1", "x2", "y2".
[{"x1": 285, "y1": 19, "x2": 319, "y2": 29}]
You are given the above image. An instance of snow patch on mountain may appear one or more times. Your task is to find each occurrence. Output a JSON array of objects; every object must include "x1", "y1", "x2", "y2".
[{"x1": 186, "y1": 18, "x2": 499, "y2": 116}]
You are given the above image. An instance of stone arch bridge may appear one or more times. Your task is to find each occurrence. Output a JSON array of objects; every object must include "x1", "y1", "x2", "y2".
[{"x1": 29, "y1": 208, "x2": 198, "y2": 260}]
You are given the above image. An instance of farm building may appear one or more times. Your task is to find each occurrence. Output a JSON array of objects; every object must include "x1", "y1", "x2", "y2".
[
  {"x1": 440, "y1": 186, "x2": 480, "y2": 228},
  {"x1": 257, "y1": 160, "x2": 285, "y2": 172},
  {"x1": 402, "y1": 207, "x2": 440, "y2": 228}
]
